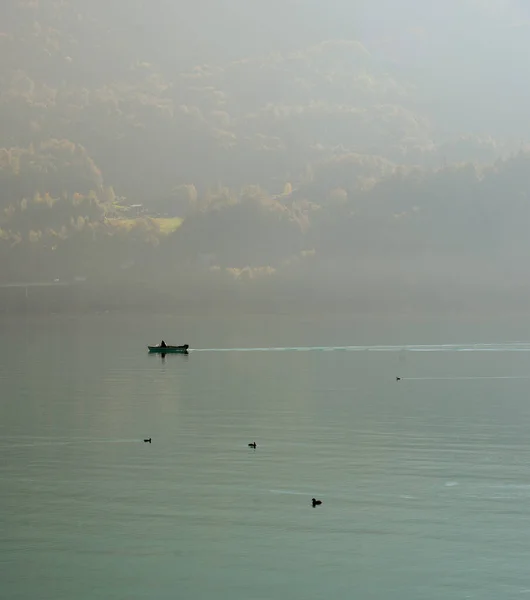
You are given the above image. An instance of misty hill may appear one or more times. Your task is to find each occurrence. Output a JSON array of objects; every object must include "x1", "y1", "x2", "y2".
[{"x1": 1, "y1": 0, "x2": 530, "y2": 314}]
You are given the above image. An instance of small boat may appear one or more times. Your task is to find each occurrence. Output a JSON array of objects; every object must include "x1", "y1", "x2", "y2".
[{"x1": 148, "y1": 344, "x2": 189, "y2": 354}]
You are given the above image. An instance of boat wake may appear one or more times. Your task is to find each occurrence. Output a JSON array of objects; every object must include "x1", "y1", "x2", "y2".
[
  {"x1": 191, "y1": 342, "x2": 530, "y2": 353},
  {"x1": 403, "y1": 376, "x2": 530, "y2": 380}
]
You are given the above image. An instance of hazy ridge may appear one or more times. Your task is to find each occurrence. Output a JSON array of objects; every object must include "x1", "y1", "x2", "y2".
[{"x1": 1, "y1": 0, "x2": 530, "y2": 314}]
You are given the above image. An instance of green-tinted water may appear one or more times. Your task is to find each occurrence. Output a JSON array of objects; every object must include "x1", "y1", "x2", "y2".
[{"x1": 3, "y1": 314, "x2": 530, "y2": 599}]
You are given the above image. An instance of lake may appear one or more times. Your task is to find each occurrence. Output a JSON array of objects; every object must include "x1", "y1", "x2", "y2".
[{"x1": 2, "y1": 313, "x2": 530, "y2": 599}]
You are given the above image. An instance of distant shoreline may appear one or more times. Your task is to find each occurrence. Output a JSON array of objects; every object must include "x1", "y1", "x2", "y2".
[
  {"x1": 3, "y1": 304, "x2": 530, "y2": 320},
  {"x1": 2, "y1": 279, "x2": 530, "y2": 319}
]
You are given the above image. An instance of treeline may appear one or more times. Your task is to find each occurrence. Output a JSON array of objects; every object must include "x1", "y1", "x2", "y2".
[{"x1": 3, "y1": 142, "x2": 530, "y2": 301}]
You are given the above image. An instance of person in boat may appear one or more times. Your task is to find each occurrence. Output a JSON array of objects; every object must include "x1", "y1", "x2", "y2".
[{"x1": 160, "y1": 340, "x2": 167, "y2": 348}]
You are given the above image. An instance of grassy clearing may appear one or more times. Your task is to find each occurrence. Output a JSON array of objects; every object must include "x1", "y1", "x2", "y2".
[
  {"x1": 151, "y1": 217, "x2": 183, "y2": 233},
  {"x1": 107, "y1": 217, "x2": 183, "y2": 234}
]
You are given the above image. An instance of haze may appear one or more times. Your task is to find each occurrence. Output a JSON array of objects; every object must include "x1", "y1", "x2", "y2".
[{"x1": 1, "y1": 0, "x2": 530, "y2": 314}]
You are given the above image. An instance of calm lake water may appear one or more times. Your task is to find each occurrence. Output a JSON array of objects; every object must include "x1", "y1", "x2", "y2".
[{"x1": 3, "y1": 314, "x2": 530, "y2": 599}]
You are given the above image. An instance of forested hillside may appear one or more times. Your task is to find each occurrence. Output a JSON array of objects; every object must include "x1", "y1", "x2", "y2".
[{"x1": 1, "y1": 0, "x2": 529, "y2": 313}]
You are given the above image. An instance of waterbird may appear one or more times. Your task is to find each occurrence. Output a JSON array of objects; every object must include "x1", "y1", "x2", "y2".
[
  {"x1": 312, "y1": 498, "x2": 322, "y2": 507},
  {"x1": 144, "y1": 438, "x2": 152, "y2": 443},
  {"x1": 248, "y1": 442, "x2": 257, "y2": 449}
]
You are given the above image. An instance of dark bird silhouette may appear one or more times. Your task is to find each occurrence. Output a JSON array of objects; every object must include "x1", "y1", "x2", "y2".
[
  {"x1": 144, "y1": 438, "x2": 152, "y2": 443},
  {"x1": 312, "y1": 498, "x2": 322, "y2": 507},
  {"x1": 248, "y1": 442, "x2": 257, "y2": 449},
  {"x1": 396, "y1": 377, "x2": 401, "y2": 381}
]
